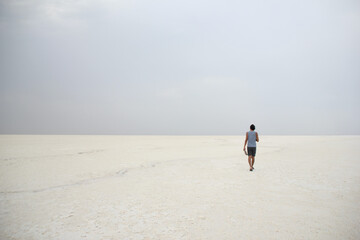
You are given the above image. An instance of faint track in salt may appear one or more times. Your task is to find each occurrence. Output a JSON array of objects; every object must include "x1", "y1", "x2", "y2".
[
  {"x1": 0, "y1": 155, "x2": 238, "y2": 195},
  {"x1": 0, "y1": 149, "x2": 105, "y2": 162},
  {"x1": 0, "y1": 165, "x2": 132, "y2": 194}
]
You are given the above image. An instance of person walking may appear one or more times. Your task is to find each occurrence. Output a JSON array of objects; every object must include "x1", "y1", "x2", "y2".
[{"x1": 243, "y1": 124, "x2": 259, "y2": 171}]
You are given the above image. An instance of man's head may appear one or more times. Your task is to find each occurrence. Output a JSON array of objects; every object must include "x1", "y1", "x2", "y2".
[{"x1": 250, "y1": 124, "x2": 255, "y2": 131}]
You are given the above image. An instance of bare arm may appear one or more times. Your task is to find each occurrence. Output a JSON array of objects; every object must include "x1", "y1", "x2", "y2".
[
  {"x1": 243, "y1": 132, "x2": 248, "y2": 150},
  {"x1": 256, "y1": 132, "x2": 259, "y2": 142}
]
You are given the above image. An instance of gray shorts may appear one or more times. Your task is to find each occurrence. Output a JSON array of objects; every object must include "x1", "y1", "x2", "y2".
[{"x1": 247, "y1": 147, "x2": 256, "y2": 156}]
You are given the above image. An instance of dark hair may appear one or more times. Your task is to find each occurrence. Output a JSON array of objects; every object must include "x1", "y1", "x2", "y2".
[{"x1": 250, "y1": 124, "x2": 255, "y2": 130}]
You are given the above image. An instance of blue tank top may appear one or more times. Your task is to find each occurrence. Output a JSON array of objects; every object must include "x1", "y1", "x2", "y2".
[{"x1": 247, "y1": 131, "x2": 257, "y2": 147}]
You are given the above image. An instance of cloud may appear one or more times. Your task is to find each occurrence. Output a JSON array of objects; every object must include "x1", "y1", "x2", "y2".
[
  {"x1": 160, "y1": 88, "x2": 184, "y2": 100},
  {"x1": 0, "y1": 0, "x2": 131, "y2": 29}
]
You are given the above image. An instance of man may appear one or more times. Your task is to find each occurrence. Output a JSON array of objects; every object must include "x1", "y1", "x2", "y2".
[{"x1": 243, "y1": 124, "x2": 259, "y2": 171}]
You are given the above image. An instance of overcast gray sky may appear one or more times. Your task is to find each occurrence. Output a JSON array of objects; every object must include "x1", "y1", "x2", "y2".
[{"x1": 0, "y1": 0, "x2": 359, "y2": 135}]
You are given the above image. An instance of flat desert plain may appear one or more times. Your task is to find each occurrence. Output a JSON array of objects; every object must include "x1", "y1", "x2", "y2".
[{"x1": 0, "y1": 135, "x2": 359, "y2": 240}]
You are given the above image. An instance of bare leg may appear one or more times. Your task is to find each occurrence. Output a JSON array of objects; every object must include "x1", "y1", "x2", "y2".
[
  {"x1": 251, "y1": 156, "x2": 255, "y2": 169},
  {"x1": 248, "y1": 155, "x2": 253, "y2": 170}
]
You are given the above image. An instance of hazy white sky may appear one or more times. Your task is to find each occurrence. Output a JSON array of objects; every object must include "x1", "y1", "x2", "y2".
[{"x1": 0, "y1": 0, "x2": 359, "y2": 135}]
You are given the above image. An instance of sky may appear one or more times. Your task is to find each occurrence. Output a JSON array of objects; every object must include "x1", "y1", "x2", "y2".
[{"x1": 0, "y1": 0, "x2": 359, "y2": 135}]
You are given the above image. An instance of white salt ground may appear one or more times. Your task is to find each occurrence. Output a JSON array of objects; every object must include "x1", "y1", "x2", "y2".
[{"x1": 0, "y1": 135, "x2": 359, "y2": 240}]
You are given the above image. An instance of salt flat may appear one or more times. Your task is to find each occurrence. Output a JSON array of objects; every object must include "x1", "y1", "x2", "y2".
[{"x1": 0, "y1": 135, "x2": 359, "y2": 240}]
